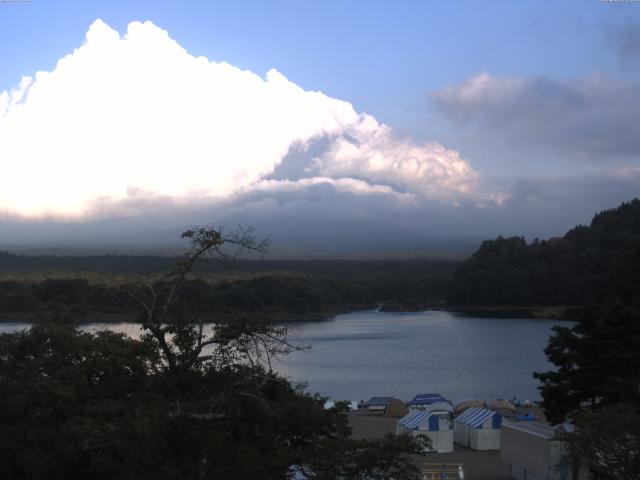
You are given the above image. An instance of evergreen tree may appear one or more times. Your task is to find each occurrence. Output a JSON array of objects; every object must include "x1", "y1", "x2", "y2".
[{"x1": 533, "y1": 304, "x2": 640, "y2": 425}]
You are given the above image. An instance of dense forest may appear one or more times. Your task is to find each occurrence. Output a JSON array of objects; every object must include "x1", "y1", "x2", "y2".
[
  {"x1": 1, "y1": 199, "x2": 639, "y2": 321},
  {"x1": 448, "y1": 199, "x2": 640, "y2": 308},
  {"x1": 0, "y1": 256, "x2": 457, "y2": 321},
  {"x1": 0, "y1": 228, "x2": 427, "y2": 479}
]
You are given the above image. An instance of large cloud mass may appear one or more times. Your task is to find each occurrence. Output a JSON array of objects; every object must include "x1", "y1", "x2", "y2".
[
  {"x1": 0, "y1": 19, "x2": 477, "y2": 218},
  {"x1": 610, "y1": 20, "x2": 640, "y2": 70},
  {"x1": 434, "y1": 72, "x2": 640, "y2": 159}
]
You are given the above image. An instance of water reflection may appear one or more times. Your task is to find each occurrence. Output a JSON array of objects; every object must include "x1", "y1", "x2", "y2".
[{"x1": 0, "y1": 310, "x2": 565, "y2": 402}]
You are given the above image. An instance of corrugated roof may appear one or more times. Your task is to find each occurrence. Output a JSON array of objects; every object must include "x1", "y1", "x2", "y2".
[
  {"x1": 502, "y1": 420, "x2": 557, "y2": 439},
  {"x1": 455, "y1": 407, "x2": 500, "y2": 428},
  {"x1": 365, "y1": 396, "x2": 395, "y2": 407},
  {"x1": 408, "y1": 393, "x2": 447, "y2": 405}
]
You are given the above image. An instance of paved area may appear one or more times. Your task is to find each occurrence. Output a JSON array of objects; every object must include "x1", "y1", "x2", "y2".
[
  {"x1": 348, "y1": 410, "x2": 511, "y2": 480},
  {"x1": 412, "y1": 447, "x2": 509, "y2": 480},
  {"x1": 348, "y1": 410, "x2": 397, "y2": 440}
]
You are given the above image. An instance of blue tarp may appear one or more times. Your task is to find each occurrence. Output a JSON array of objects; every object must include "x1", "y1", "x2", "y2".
[
  {"x1": 455, "y1": 407, "x2": 502, "y2": 429},
  {"x1": 516, "y1": 412, "x2": 536, "y2": 422},
  {"x1": 407, "y1": 393, "x2": 447, "y2": 406}
]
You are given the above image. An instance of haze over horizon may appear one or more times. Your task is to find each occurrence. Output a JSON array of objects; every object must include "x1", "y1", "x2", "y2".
[{"x1": 1, "y1": 1, "x2": 640, "y2": 255}]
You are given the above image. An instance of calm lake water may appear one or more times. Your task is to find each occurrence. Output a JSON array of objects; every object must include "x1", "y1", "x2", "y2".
[{"x1": 0, "y1": 310, "x2": 565, "y2": 403}]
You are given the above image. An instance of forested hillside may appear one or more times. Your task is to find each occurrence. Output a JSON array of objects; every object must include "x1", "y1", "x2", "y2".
[
  {"x1": 448, "y1": 199, "x2": 640, "y2": 307},
  {"x1": 3, "y1": 199, "x2": 639, "y2": 318},
  {"x1": 0, "y1": 258, "x2": 457, "y2": 320}
]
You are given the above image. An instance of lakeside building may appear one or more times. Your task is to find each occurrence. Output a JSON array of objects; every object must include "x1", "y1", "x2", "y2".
[
  {"x1": 453, "y1": 407, "x2": 501, "y2": 451},
  {"x1": 363, "y1": 396, "x2": 396, "y2": 412},
  {"x1": 383, "y1": 399, "x2": 409, "y2": 418},
  {"x1": 500, "y1": 421, "x2": 588, "y2": 480},
  {"x1": 407, "y1": 393, "x2": 449, "y2": 409},
  {"x1": 396, "y1": 409, "x2": 454, "y2": 453}
]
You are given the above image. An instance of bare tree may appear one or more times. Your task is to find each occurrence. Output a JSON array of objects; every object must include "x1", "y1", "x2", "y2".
[{"x1": 122, "y1": 225, "x2": 301, "y2": 372}]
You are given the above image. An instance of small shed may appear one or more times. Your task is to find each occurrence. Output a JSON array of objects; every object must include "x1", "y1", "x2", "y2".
[
  {"x1": 500, "y1": 421, "x2": 588, "y2": 480},
  {"x1": 396, "y1": 410, "x2": 453, "y2": 453},
  {"x1": 364, "y1": 396, "x2": 396, "y2": 412},
  {"x1": 452, "y1": 397, "x2": 486, "y2": 414},
  {"x1": 454, "y1": 407, "x2": 501, "y2": 451},
  {"x1": 407, "y1": 393, "x2": 448, "y2": 408},
  {"x1": 384, "y1": 399, "x2": 409, "y2": 418}
]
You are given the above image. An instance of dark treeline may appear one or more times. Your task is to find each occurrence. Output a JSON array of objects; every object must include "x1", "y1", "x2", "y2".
[
  {"x1": 0, "y1": 259, "x2": 458, "y2": 320},
  {"x1": 448, "y1": 199, "x2": 640, "y2": 307},
  {"x1": 0, "y1": 250, "x2": 177, "y2": 275},
  {"x1": 2, "y1": 198, "x2": 639, "y2": 320},
  {"x1": 0, "y1": 252, "x2": 454, "y2": 278},
  {"x1": 0, "y1": 225, "x2": 428, "y2": 479}
]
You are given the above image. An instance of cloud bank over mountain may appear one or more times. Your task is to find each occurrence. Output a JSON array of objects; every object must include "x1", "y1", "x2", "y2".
[
  {"x1": 1, "y1": 19, "x2": 639, "y2": 253},
  {"x1": 0, "y1": 19, "x2": 477, "y2": 219}
]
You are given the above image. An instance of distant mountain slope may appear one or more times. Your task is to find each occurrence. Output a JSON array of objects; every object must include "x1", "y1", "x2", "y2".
[
  {"x1": 448, "y1": 199, "x2": 640, "y2": 306},
  {"x1": 0, "y1": 215, "x2": 480, "y2": 259}
]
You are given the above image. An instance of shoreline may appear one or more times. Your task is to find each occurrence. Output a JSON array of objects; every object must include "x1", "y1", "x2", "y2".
[
  {"x1": 0, "y1": 309, "x2": 349, "y2": 324},
  {"x1": 0, "y1": 304, "x2": 580, "y2": 324},
  {"x1": 438, "y1": 305, "x2": 575, "y2": 320}
]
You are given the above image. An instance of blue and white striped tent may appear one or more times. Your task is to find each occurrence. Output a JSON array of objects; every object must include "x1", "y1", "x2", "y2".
[
  {"x1": 398, "y1": 410, "x2": 439, "y2": 431},
  {"x1": 396, "y1": 409, "x2": 454, "y2": 453},
  {"x1": 454, "y1": 407, "x2": 502, "y2": 450},
  {"x1": 456, "y1": 407, "x2": 502, "y2": 429}
]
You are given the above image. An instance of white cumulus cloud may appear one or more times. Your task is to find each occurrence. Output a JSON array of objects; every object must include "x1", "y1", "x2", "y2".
[
  {"x1": 0, "y1": 19, "x2": 477, "y2": 218},
  {"x1": 307, "y1": 116, "x2": 477, "y2": 199}
]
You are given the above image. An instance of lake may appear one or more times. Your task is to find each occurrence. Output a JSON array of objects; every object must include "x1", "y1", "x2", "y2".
[
  {"x1": 276, "y1": 310, "x2": 564, "y2": 403},
  {"x1": 0, "y1": 310, "x2": 565, "y2": 403}
]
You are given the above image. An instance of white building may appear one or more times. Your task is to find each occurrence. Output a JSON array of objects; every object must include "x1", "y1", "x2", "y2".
[
  {"x1": 500, "y1": 421, "x2": 588, "y2": 480},
  {"x1": 454, "y1": 407, "x2": 501, "y2": 450},
  {"x1": 396, "y1": 409, "x2": 453, "y2": 453}
]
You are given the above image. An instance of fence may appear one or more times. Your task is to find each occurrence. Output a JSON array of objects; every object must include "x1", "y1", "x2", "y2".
[
  {"x1": 421, "y1": 463, "x2": 464, "y2": 480},
  {"x1": 507, "y1": 462, "x2": 553, "y2": 480}
]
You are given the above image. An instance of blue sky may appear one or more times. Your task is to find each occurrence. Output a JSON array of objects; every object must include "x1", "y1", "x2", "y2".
[
  {"x1": 1, "y1": 1, "x2": 640, "y2": 251},
  {"x1": 1, "y1": 1, "x2": 631, "y2": 118}
]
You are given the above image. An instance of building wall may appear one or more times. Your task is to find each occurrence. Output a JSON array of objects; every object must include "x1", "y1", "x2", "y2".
[
  {"x1": 472, "y1": 428, "x2": 500, "y2": 451},
  {"x1": 501, "y1": 425, "x2": 551, "y2": 479},
  {"x1": 455, "y1": 422, "x2": 501, "y2": 451},
  {"x1": 453, "y1": 422, "x2": 469, "y2": 447},
  {"x1": 501, "y1": 426, "x2": 588, "y2": 480},
  {"x1": 411, "y1": 429, "x2": 454, "y2": 453}
]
